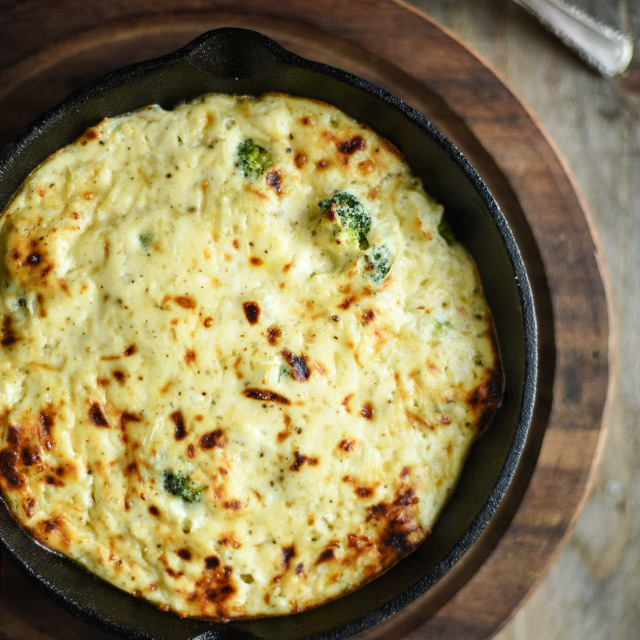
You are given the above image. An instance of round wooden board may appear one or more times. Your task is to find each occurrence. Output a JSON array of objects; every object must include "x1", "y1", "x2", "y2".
[{"x1": 0, "y1": 1, "x2": 609, "y2": 639}]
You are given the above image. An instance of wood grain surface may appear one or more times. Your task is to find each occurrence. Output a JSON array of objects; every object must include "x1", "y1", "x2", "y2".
[
  {"x1": 0, "y1": 1, "x2": 611, "y2": 639},
  {"x1": 412, "y1": 2, "x2": 639, "y2": 639}
]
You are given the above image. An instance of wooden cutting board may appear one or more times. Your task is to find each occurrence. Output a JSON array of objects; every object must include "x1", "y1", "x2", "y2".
[{"x1": 0, "y1": 1, "x2": 609, "y2": 639}]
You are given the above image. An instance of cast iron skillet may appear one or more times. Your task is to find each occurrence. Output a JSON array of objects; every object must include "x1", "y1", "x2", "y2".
[{"x1": 0, "y1": 28, "x2": 537, "y2": 640}]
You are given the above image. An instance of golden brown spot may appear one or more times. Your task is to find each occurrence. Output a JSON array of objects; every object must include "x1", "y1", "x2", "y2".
[
  {"x1": 177, "y1": 548, "x2": 192, "y2": 560},
  {"x1": 342, "y1": 394, "x2": 353, "y2": 412},
  {"x1": 0, "y1": 449, "x2": 24, "y2": 489},
  {"x1": 187, "y1": 444, "x2": 196, "y2": 458},
  {"x1": 96, "y1": 377, "x2": 110, "y2": 387},
  {"x1": 316, "y1": 159, "x2": 329, "y2": 169},
  {"x1": 174, "y1": 296, "x2": 196, "y2": 309},
  {"x1": 1, "y1": 316, "x2": 18, "y2": 347},
  {"x1": 113, "y1": 370, "x2": 126, "y2": 384},
  {"x1": 242, "y1": 301, "x2": 260, "y2": 325},
  {"x1": 171, "y1": 411, "x2": 187, "y2": 440},
  {"x1": 339, "y1": 438, "x2": 355, "y2": 452},
  {"x1": 467, "y1": 367, "x2": 505, "y2": 433},
  {"x1": 281, "y1": 349, "x2": 310, "y2": 382},
  {"x1": 360, "y1": 403, "x2": 374, "y2": 420},
  {"x1": 20, "y1": 445, "x2": 41, "y2": 467},
  {"x1": 23, "y1": 497, "x2": 36, "y2": 518},
  {"x1": 26, "y1": 252, "x2": 41, "y2": 266},
  {"x1": 337, "y1": 135, "x2": 366, "y2": 156},
  {"x1": 300, "y1": 116, "x2": 311, "y2": 125},
  {"x1": 358, "y1": 159, "x2": 376, "y2": 173},
  {"x1": 365, "y1": 487, "x2": 421, "y2": 563},
  {"x1": 200, "y1": 429, "x2": 226, "y2": 450},
  {"x1": 84, "y1": 129, "x2": 99, "y2": 140},
  {"x1": 223, "y1": 500, "x2": 242, "y2": 510},
  {"x1": 277, "y1": 414, "x2": 293, "y2": 442},
  {"x1": 41, "y1": 518, "x2": 57, "y2": 532},
  {"x1": 356, "y1": 487, "x2": 374, "y2": 498},
  {"x1": 39, "y1": 411, "x2": 54, "y2": 444},
  {"x1": 368, "y1": 187, "x2": 379, "y2": 200},
  {"x1": 266, "y1": 168, "x2": 283, "y2": 195},
  {"x1": 290, "y1": 451, "x2": 318, "y2": 471},
  {"x1": 149, "y1": 505, "x2": 160, "y2": 516},
  {"x1": 203, "y1": 316, "x2": 213, "y2": 328},
  {"x1": 338, "y1": 296, "x2": 356, "y2": 310},
  {"x1": 83, "y1": 191, "x2": 95, "y2": 200},
  {"x1": 124, "y1": 344, "x2": 136, "y2": 356},
  {"x1": 266, "y1": 326, "x2": 281, "y2": 345},
  {"x1": 120, "y1": 413, "x2": 140, "y2": 432},
  {"x1": 89, "y1": 404, "x2": 108, "y2": 427},
  {"x1": 243, "y1": 388, "x2": 290, "y2": 405},
  {"x1": 316, "y1": 548, "x2": 335, "y2": 564},
  {"x1": 361, "y1": 309, "x2": 376, "y2": 325},
  {"x1": 294, "y1": 152, "x2": 307, "y2": 168},
  {"x1": 438, "y1": 414, "x2": 451, "y2": 425},
  {"x1": 406, "y1": 411, "x2": 434, "y2": 429},
  {"x1": 249, "y1": 256, "x2": 263, "y2": 266},
  {"x1": 185, "y1": 349, "x2": 196, "y2": 365},
  {"x1": 282, "y1": 545, "x2": 296, "y2": 569}
]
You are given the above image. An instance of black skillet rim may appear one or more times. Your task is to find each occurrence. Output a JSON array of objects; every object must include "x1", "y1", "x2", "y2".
[{"x1": 0, "y1": 27, "x2": 538, "y2": 640}]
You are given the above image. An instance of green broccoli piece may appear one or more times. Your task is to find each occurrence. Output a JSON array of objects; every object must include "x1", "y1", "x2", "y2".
[
  {"x1": 363, "y1": 245, "x2": 391, "y2": 283},
  {"x1": 237, "y1": 139, "x2": 272, "y2": 180},
  {"x1": 163, "y1": 470, "x2": 205, "y2": 503},
  {"x1": 433, "y1": 318, "x2": 454, "y2": 334},
  {"x1": 138, "y1": 230, "x2": 153, "y2": 248},
  {"x1": 318, "y1": 191, "x2": 371, "y2": 250},
  {"x1": 277, "y1": 363, "x2": 290, "y2": 382},
  {"x1": 437, "y1": 214, "x2": 456, "y2": 246}
]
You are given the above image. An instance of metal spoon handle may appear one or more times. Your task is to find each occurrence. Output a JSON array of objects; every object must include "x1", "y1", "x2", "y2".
[{"x1": 511, "y1": 0, "x2": 633, "y2": 76}]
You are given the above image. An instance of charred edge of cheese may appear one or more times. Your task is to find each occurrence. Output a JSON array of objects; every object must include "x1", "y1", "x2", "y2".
[{"x1": 0, "y1": 92, "x2": 503, "y2": 620}]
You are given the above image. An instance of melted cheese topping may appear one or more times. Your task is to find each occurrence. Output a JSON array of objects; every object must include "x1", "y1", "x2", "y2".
[{"x1": 0, "y1": 94, "x2": 502, "y2": 619}]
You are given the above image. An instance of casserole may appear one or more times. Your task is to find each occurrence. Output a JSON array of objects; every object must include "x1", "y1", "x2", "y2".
[{"x1": 0, "y1": 28, "x2": 537, "y2": 640}]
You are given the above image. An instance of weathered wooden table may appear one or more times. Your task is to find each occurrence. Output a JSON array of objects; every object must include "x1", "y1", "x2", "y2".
[
  {"x1": 0, "y1": 1, "x2": 637, "y2": 639},
  {"x1": 411, "y1": 2, "x2": 638, "y2": 639}
]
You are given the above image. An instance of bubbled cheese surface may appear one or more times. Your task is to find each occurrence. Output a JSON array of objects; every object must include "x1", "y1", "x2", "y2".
[{"x1": 0, "y1": 93, "x2": 502, "y2": 619}]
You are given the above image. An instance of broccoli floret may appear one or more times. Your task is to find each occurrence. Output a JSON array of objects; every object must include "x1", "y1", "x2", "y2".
[
  {"x1": 363, "y1": 245, "x2": 391, "y2": 283},
  {"x1": 437, "y1": 214, "x2": 456, "y2": 246},
  {"x1": 237, "y1": 139, "x2": 272, "y2": 180},
  {"x1": 318, "y1": 191, "x2": 371, "y2": 250},
  {"x1": 163, "y1": 470, "x2": 205, "y2": 503},
  {"x1": 433, "y1": 318, "x2": 454, "y2": 334},
  {"x1": 138, "y1": 230, "x2": 153, "y2": 248}
]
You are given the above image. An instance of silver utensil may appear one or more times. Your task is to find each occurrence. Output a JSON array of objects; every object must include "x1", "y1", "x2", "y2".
[{"x1": 511, "y1": 0, "x2": 633, "y2": 76}]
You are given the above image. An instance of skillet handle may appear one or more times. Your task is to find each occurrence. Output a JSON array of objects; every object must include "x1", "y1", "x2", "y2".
[{"x1": 182, "y1": 28, "x2": 289, "y2": 80}]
